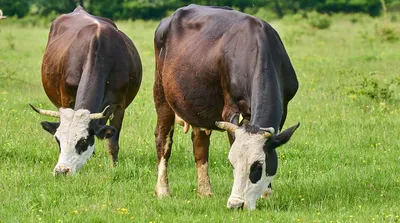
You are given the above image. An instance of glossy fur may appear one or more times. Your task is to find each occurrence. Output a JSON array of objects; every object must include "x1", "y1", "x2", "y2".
[
  {"x1": 153, "y1": 5, "x2": 299, "y2": 207},
  {"x1": 40, "y1": 7, "x2": 142, "y2": 171}
]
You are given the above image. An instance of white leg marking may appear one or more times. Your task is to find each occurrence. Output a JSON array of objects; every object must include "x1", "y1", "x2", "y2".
[
  {"x1": 155, "y1": 126, "x2": 174, "y2": 197},
  {"x1": 163, "y1": 126, "x2": 173, "y2": 156},
  {"x1": 197, "y1": 162, "x2": 212, "y2": 196},
  {"x1": 155, "y1": 157, "x2": 170, "y2": 197}
]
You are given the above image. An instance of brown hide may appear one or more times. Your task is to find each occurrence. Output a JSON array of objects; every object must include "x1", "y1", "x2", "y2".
[
  {"x1": 42, "y1": 7, "x2": 142, "y2": 112},
  {"x1": 154, "y1": 5, "x2": 298, "y2": 131},
  {"x1": 38, "y1": 7, "x2": 142, "y2": 166},
  {"x1": 153, "y1": 5, "x2": 298, "y2": 198}
]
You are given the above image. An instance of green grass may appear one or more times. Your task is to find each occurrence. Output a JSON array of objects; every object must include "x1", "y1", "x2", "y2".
[{"x1": 0, "y1": 14, "x2": 399, "y2": 222}]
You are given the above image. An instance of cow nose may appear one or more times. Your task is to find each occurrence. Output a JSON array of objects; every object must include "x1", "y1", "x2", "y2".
[
  {"x1": 54, "y1": 165, "x2": 71, "y2": 176},
  {"x1": 227, "y1": 199, "x2": 244, "y2": 209}
]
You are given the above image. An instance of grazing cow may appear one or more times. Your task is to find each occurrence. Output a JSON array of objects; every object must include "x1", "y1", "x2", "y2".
[
  {"x1": 153, "y1": 5, "x2": 299, "y2": 210},
  {"x1": 30, "y1": 7, "x2": 142, "y2": 175}
]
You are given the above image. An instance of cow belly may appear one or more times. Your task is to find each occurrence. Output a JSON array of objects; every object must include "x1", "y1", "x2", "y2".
[{"x1": 165, "y1": 83, "x2": 224, "y2": 129}]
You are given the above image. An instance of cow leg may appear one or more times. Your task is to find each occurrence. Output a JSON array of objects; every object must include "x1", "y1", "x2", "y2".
[
  {"x1": 154, "y1": 103, "x2": 175, "y2": 197},
  {"x1": 154, "y1": 120, "x2": 174, "y2": 197},
  {"x1": 107, "y1": 106, "x2": 124, "y2": 166},
  {"x1": 192, "y1": 127, "x2": 212, "y2": 196}
]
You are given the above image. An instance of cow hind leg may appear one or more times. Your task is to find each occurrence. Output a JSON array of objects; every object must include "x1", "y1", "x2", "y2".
[
  {"x1": 154, "y1": 105, "x2": 175, "y2": 197},
  {"x1": 192, "y1": 127, "x2": 212, "y2": 196},
  {"x1": 107, "y1": 106, "x2": 125, "y2": 166}
]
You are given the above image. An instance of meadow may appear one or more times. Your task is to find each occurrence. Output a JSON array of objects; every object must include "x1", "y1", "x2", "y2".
[{"x1": 0, "y1": 12, "x2": 399, "y2": 222}]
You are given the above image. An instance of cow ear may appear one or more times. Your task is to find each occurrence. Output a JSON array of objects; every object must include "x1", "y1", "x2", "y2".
[
  {"x1": 266, "y1": 122, "x2": 300, "y2": 150},
  {"x1": 95, "y1": 125, "x2": 116, "y2": 139},
  {"x1": 40, "y1": 121, "x2": 60, "y2": 135}
]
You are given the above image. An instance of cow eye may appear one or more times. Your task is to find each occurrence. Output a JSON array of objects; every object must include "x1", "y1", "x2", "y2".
[
  {"x1": 79, "y1": 139, "x2": 87, "y2": 146},
  {"x1": 249, "y1": 161, "x2": 263, "y2": 184},
  {"x1": 75, "y1": 138, "x2": 89, "y2": 155}
]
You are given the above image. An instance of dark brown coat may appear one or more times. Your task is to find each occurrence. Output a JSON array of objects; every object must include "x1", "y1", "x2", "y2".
[
  {"x1": 153, "y1": 5, "x2": 298, "y2": 197},
  {"x1": 40, "y1": 7, "x2": 142, "y2": 164}
]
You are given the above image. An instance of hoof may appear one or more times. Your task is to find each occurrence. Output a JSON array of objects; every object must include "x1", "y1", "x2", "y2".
[
  {"x1": 155, "y1": 186, "x2": 171, "y2": 198},
  {"x1": 199, "y1": 190, "x2": 212, "y2": 197},
  {"x1": 198, "y1": 185, "x2": 212, "y2": 197}
]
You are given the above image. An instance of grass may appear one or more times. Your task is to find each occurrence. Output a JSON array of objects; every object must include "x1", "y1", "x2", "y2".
[{"x1": 0, "y1": 13, "x2": 399, "y2": 222}]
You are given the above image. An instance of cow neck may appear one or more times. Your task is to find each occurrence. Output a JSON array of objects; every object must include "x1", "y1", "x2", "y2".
[
  {"x1": 74, "y1": 71, "x2": 105, "y2": 114},
  {"x1": 249, "y1": 43, "x2": 282, "y2": 132}
]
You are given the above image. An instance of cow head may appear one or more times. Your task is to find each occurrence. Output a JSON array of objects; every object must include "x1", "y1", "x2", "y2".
[
  {"x1": 216, "y1": 121, "x2": 300, "y2": 210},
  {"x1": 29, "y1": 104, "x2": 115, "y2": 176}
]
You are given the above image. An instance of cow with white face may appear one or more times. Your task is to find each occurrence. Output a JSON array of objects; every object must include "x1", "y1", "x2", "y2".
[
  {"x1": 153, "y1": 5, "x2": 299, "y2": 211},
  {"x1": 30, "y1": 7, "x2": 142, "y2": 176},
  {"x1": 216, "y1": 122, "x2": 299, "y2": 210},
  {"x1": 30, "y1": 105, "x2": 115, "y2": 175}
]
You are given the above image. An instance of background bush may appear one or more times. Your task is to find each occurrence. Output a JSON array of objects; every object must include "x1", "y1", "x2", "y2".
[
  {"x1": 307, "y1": 10, "x2": 332, "y2": 29},
  {"x1": 1, "y1": 0, "x2": 398, "y2": 21}
]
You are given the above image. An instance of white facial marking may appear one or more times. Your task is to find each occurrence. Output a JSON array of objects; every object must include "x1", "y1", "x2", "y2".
[
  {"x1": 53, "y1": 108, "x2": 94, "y2": 175},
  {"x1": 227, "y1": 128, "x2": 273, "y2": 210}
]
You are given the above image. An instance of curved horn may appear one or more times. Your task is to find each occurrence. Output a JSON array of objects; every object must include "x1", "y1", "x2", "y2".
[
  {"x1": 29, "y1": 103, "x2": 60, "y2": 118},
  {"x1": 89, "y1": 105, "x2": 110, "y2": 120},
  {"x1": 259, "y1": 127, "x2": 275, "y2": 139},
  {"x1": 215, "y1": 121, "x2": 239, "y2": 133}
]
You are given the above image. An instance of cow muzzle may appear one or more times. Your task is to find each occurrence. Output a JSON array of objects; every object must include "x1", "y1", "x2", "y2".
[
  {"x1": 227, "y1": 197, "x2": 245, "y2": 210},
  {"x1": 54, "y1": 165, "x2": 72, "y2": 176}
]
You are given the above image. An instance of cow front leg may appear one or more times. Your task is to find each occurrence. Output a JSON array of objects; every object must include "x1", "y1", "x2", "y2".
[
  {"x1": 192, "y1": 127, "x2": 212, "y2": 196},
  {"x1": 107, "y1": 106, "x2": 124, "y2": 166}
]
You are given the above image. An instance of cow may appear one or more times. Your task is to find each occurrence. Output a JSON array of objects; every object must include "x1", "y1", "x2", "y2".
[
  {"x1": 29, "y1": 7, "x2": 142, "y2": 176},
  {"x1": 153, "y1": 5, "x2": 299, "y2": 210}
]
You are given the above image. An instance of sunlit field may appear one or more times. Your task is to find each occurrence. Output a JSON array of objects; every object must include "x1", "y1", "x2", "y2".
[{"x1": 0, "y1": 12, "x2": 399, "y2": 222}]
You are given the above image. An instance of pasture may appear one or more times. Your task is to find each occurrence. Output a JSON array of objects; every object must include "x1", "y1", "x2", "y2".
[{"x1": 0, "y1": 13, "x2": 399, "y2": 222}]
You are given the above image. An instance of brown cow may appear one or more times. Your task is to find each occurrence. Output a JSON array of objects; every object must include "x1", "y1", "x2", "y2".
[
  {"x1": 30, "y1": 7, "x2": 142, "y2": 175},
  {"x1": 153, "y1": 5, "x2": 299, "y2": 210}
]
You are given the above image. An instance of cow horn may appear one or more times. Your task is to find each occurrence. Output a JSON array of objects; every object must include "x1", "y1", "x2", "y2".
[
  {"x1": 29, "y1": 103, "x2": 60, "y2": 118},
  {"x1": 215, "y1": 121, "x2": 239, "y2": 133},
  {"x1": 89, "y1": 105, "x2": 110, "y2": 119},
  {"x1": 259, "y1": 127, "x2": 275, "y2": 138}
]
